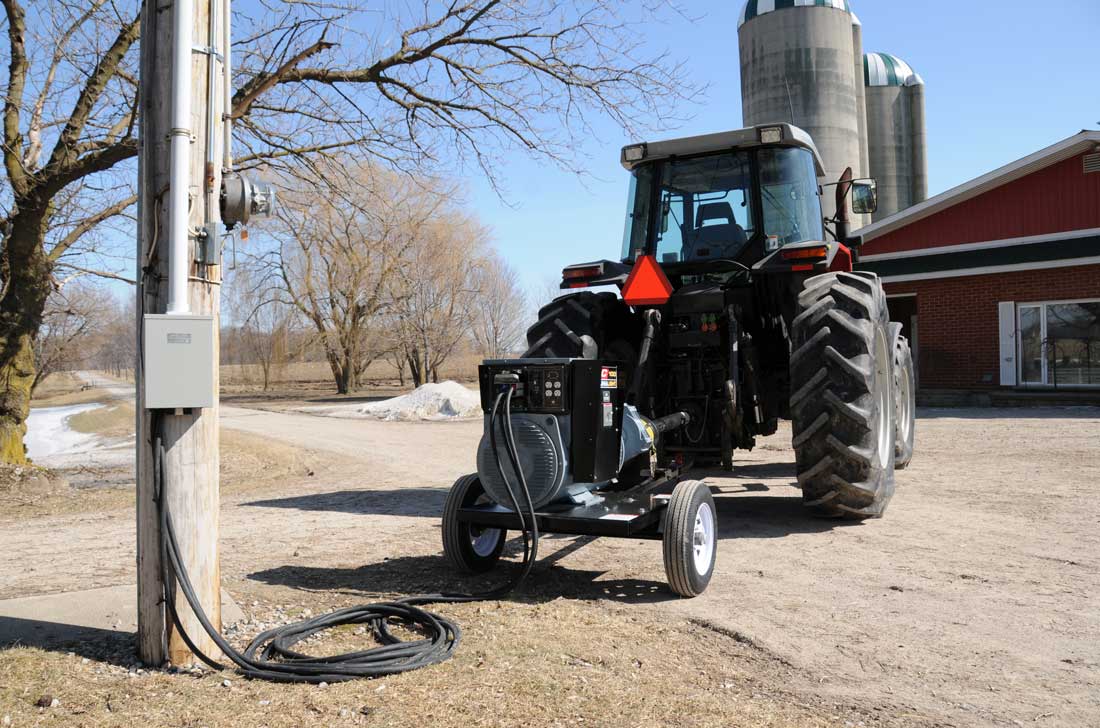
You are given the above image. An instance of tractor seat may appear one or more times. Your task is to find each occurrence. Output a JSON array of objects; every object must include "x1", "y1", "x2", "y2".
[{"x1": 682, "y1": 202, "x2": 747, "y2": 260}]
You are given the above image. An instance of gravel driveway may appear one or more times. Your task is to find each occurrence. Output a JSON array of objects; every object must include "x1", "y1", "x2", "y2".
[{"x1": 4, "y1": 403, "x2": 1097, "y2": 726}]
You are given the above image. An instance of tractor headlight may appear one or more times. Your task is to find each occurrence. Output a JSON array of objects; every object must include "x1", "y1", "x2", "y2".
[
  {"x1": 759, "y1": 126, "x2": 784, "y2": 144},
  {"x1": 622, "y1": 144, "x2": 647, "y2": 163}
]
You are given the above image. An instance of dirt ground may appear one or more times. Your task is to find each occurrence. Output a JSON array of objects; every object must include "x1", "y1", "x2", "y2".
[{"x1": 2, "y1": 378, "x2": 1098, "y2": 727}]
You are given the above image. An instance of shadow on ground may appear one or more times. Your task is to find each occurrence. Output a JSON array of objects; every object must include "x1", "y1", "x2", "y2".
[
  {"x1": 0, "y1": 618, "x2": 135, "y2": 666},
  {"x1": 243, "y1": 487, "x2": 447, "y2": 518},
  {"x1": 248, "y1": 548, "x2": 675, "y2": 606},
  {"x1": 246, "y1": 483, "x2": 858, "y2": 606}
]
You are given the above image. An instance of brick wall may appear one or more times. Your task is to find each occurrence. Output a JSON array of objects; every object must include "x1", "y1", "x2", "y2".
[{"x1": 884, "y1": 264, "x2": 1100, "y2": 389}]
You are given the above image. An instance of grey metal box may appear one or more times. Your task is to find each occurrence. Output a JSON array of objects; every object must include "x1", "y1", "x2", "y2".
[{"x1": 143, "y1": 314, "x2": 215, "y2": 409}]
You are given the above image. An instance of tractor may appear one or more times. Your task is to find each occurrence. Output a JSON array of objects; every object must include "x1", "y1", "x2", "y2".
[{"x1": 442, "y1": 123, "x2": 916, "y2": 597}]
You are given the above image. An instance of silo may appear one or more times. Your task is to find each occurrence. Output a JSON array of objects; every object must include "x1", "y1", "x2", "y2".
[
  {"x1": 739, "y1": 0, "x2": 868, "y2": 226},
  {"x1": 864, "y1": 52, "x2": 928, "y2": 221}
]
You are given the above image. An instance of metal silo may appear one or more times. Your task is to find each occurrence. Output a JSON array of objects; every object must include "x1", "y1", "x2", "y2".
[
  {"x1": 864, "y1": 52, "x2": 928, "y2": 221},
  {"x1": 739, "y1": 0, "x2": 868, "y2": 226}
]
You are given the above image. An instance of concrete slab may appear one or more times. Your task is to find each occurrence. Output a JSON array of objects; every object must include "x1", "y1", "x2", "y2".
[{"x1": 0, "y1": 584, "x2": 245, "y2": 650}]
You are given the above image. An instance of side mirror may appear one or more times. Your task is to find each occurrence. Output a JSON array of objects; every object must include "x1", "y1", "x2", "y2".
[{"x1": 851, "y1": 179, "x2": 878, "y2": 215}]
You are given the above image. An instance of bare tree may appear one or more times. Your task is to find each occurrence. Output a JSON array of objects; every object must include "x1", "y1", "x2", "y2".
[
  {"x1": 470, "y1": 254, "x2": 526, "y2": 358},
  {"x1": 261, "y1": 162, "x2": 445, "y2": 393},
  {"x1": 224, "y1": 266, "x2": 293, "y2": 391},
  {"x1": 32, "y1": 280, "x2": 113, "y2": 390},
  {"x1": 87, "y1": 295, "x2": 136, "y2": 379},
  {"x1": 1, "y1": 0, "x2": 694, "y2": 461},
  {"x1": 389, "y1": 212, "x2": 489, "y2": 386}
]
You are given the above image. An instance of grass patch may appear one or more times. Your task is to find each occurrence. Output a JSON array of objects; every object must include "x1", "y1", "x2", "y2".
[
  {"x1": 0, "y1": 425, "x2": 337, "y2": 523},
  {"x1": 31, "y1": 372, "x2": 110, "y2": 407},
  {"x1": 67, "y1": 404, "x2": 134, "y2": 439},
  {"x1": 0, "y1": 596, "x2": 909, "y2": 728}
]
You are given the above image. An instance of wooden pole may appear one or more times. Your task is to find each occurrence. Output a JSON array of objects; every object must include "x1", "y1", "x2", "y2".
[{"x1": 137, "y1": 0, "x2": 225, "y2": 666}]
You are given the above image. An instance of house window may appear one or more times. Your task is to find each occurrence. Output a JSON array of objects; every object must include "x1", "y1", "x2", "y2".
[{"x1": 1017, "y1": 300, "x2": 1100, "y2": 387}]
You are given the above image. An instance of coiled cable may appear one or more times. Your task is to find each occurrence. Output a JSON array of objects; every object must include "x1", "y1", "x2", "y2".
[{"x1": 155, "y1": 385, "x2": 538, "y2": 683}]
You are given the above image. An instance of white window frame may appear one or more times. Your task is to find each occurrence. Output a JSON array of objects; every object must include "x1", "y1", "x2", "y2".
[{"x1": 1015, "y1": 298, "x2": 1100, "y2": 388}]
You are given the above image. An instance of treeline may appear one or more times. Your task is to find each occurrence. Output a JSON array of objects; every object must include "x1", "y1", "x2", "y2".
[
  {"x1": 38, "y1": 162, "x2": 531, "y2": 395},
  {"x1": 224, "y1": 161, "x2": 528, "y2": 393}
]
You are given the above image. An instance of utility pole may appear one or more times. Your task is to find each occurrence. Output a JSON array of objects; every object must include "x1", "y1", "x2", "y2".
[{"x1": 136, "y1": 0, "x2": 229, "y2": 666}]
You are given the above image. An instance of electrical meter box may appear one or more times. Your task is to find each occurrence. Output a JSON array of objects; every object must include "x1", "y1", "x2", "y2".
[{"x1": 143, "y1": 314, "x2": 215, "y2": 409}]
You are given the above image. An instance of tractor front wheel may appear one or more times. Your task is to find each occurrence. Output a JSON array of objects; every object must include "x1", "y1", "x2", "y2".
[{"x1": 789, "y1": 272, "x2": 897, "y2": 519}]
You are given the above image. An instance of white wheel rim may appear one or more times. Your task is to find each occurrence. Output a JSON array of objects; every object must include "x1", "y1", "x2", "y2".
[
  {"x1": 469, "y1": 493, "x2": 502, "y2": 557},
  {"x1": 692, "y1": 502, "x2": 715, "y2": 575},
  {"x1": 874, "y1": 329, "x2": 892, "y2": 466},
  {"x1": 899, "y1": 361, "x2": 913, "y2": 443},
  {"x1": 470, "y1": 525, "x2": 502, "y2": 557}
]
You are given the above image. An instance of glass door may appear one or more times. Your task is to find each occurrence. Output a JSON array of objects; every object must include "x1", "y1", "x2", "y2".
[{"x1": 1018, "y1": 305, "x2": 1045, "y2": 385}]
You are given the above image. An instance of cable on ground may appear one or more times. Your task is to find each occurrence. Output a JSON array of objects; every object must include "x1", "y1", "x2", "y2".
[{"x1": 154, "y1": 385, "x2": 537, "y2": 683}]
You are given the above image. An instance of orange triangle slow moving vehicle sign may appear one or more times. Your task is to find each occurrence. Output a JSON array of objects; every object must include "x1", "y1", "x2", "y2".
[{"x1": 622, "y1": 255, "x2": 674, "y2": 306}]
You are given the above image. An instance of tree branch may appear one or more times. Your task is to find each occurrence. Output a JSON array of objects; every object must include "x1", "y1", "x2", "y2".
[
  {"x1": 2, "y1": 0, "x2": 29, "y2": 196},
  {"x1": 42, "y1": 12, "x2": 140, "y2": 181},
  {"x1": 231, "y1": 36, "x2": 337, "y2": 119},
  {"x1": 49, "y1": 193, "x2": 137, "y2": 262},
  {"x1": 53, "y1": 262, "x2": 136, "y2": 286}
]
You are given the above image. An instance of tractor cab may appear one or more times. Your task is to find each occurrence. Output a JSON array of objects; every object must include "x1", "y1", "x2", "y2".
[
  {"x1": 562, "y1": 124, "x2": 876, "y2": 291},
  {"x1": 620, "y1": 124, "x2": 826, "y2": 271}
]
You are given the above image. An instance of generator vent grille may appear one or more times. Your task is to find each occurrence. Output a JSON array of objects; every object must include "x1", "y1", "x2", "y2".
[
  {"x1": 1084, "y1": 152, "x2": 1100, "y2": 174},
  {"x1": 477, "y1": 417, "x2": 563, "y2": 509}
]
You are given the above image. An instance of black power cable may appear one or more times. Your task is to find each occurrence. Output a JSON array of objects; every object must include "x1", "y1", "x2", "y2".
[{"x1": 155, "y1": 385, "x2": 538, "y2": 683}]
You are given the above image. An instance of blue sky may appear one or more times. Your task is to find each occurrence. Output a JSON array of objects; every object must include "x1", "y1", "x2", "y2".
[{"x1": 457, "y1": 0, "x2": 1100, "y2": 297}]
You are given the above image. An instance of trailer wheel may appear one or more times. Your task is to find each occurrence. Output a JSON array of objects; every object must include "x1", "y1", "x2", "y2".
[
  {"x1": 442, "y1": 474, "x2": 506, "y2": 573},
  {"x1": 789, "y1": 272, "x2": 896, "y2": 519},
  {"x1": 662, "y1": 480, "x2": 717, "y2": 597},
  {"x1": 890, "y1": 325, "x2": 916, "y2": 469}
]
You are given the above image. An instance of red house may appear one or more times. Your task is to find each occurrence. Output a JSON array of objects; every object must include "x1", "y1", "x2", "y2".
[{"x1": 856, "y1": 130, "x2": 1100, "y2": 401}]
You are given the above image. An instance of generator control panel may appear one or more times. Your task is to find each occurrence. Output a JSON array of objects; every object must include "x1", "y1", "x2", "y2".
[
  {"x1": 478, "y1": 361, "x2": 570, "y2": 413},
  {"x1": 479, "y1": 358, "x2": 625, "y2": 483}
]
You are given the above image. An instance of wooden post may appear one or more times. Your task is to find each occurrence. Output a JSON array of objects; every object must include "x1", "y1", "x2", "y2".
[{"x1": 137, "y1": 0, "x2": 225, "y2": 666}]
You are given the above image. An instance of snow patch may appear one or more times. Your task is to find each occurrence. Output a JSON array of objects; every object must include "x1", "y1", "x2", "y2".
[
  {"x1": 26, "y1": 404, "x2": 102, "y2": 461},
  {"x1": 303, "y1": 381, "x2": 482, "y2": 421}
]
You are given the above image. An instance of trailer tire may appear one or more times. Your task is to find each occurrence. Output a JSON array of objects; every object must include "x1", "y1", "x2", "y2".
[
  {"x1": 523, "y1": 291, "x2": 639, "y2": 362},
  {"x1": 890, "y1": 325, "x2": 916, "y2": 469},
  {"x1": 662, "y1": 480, "x2": 717, "y2": 597},
  {"x1": 442, "y1": 474, "x2": 506, "y2": 573},
  {"x1": 789, "y1": 272, "x2": 896, "y2": 519}
]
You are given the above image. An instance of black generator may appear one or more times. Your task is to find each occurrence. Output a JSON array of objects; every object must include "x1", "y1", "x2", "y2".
[{"x1": 476, "y1": 358, "x2": 626, "y2": 508}]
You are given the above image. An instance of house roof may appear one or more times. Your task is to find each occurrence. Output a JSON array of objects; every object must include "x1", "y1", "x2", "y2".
[{"x1": 855, "y1": 130, "x2": 1100, "y2": 241}]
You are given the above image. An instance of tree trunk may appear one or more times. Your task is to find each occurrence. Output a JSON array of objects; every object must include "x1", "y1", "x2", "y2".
[
  {"x1": 324, "y1": 346, "x2": 350, "y2": 394},
  {"x1": 0, "y1": 208, "x2": 53, "y2": 465},
  {"x1": 407, "y1": 350, "x2": 423, "y2": 387}
]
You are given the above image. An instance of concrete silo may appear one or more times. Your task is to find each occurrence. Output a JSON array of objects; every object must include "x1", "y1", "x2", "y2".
[
  {"x1": 864, "y1": 52, "x2": 928, "y2": 221},
  {"x1": 738, "y1": 0, "x2": 869, "y2": 225}
]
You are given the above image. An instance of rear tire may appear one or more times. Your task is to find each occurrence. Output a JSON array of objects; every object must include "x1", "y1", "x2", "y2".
[
  {"x1": 442, "y1": 474, "x2": 506, "y2": 573},
  {"x1": 789, "y1": 272, "x2": 896, "y2": 519},
  {"x1": 662, "y1": 480, "x2": 717, "y2": 597},
  {"x1": 523, "y1": 291, "x2": 639, "y2": 362},
  {"x1": 890, "y1": 324, "x2": 916, "y2": 469}
]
